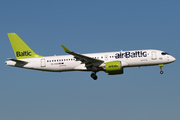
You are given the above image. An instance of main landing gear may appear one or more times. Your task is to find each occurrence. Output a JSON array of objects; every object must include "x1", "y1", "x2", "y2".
[
  {"x1": 159, "y1": 64, "x2": 164, "y2": 74},
  {"x1": 91, "y1": 67, "x2": 98, "y2": 80},
  {"x1": 91, "y1": 72, "x2": 98, "y2": 80}
]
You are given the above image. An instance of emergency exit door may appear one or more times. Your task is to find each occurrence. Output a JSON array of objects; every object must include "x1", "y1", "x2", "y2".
[{"x1": 105, "y1": 55, "x2": 108, "y2": 61}]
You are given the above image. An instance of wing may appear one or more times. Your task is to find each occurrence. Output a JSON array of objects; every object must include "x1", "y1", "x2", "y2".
[{"x1": 61, "y1": 45, "x2": 104, "y2": 68}]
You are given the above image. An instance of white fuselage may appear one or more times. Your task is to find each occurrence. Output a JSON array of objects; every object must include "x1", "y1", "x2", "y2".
[{"x1": 5, "y1": 49, "x2": 176, "y2": 72}]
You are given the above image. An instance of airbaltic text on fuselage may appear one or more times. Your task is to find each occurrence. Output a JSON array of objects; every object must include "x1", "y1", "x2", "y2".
[
  {"x1": 16, "y1": 51, "x2": 32, "y2": 57},
  {"x1": 115, "y1": 51, "x2": 147, "y2": 59}
]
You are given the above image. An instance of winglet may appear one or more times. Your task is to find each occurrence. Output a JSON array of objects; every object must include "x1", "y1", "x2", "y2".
[{"x1": 61, "y1": 45, "x2": 72, "y2": 53}]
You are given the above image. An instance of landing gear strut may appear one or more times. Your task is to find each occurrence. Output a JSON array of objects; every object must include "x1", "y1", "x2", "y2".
[
  {"x1": 91, "y1": 67, "x2": 98, "y2": 80},
  {"x1": 159, "y1": 64, "x2": 164, "y2": 74},
  {"x1": 91, "y1": 72, "x2": 98, "y2": 80}
]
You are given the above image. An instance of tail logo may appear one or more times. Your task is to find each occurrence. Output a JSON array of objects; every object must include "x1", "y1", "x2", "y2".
[{"x1": 16, "y1": 51, "x2": 32, "y2": 57}]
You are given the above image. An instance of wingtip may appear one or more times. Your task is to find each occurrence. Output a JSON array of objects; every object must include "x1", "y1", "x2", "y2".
[
  {"x1": 61, "y1": 45, "x2": 71, "y2": 53},
  {"x1": 7, "y1": 33, "x2": 16, "y2": 35}
]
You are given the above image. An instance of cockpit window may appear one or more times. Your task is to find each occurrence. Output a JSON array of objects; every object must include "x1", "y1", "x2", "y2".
[{"x1": 161, "y1": 52, "x2": 169, "y2": 55}]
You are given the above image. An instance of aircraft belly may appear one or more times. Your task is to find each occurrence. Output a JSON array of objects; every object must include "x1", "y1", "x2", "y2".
[{"x1": 124, "y1": 58, "x2": 168, "y2": 67}]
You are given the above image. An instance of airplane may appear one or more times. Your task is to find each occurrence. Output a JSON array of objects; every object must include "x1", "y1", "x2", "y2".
[{"x1": 5, "y1": 33, "x2": 176, "y2": 80}]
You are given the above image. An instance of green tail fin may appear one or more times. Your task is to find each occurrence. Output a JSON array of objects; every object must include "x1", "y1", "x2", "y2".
[{"x1": 7, "y1": 33, "x2": 43, "y2": 59}]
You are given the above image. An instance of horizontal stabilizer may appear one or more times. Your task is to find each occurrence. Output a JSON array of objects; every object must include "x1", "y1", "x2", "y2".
[{"x1": 7, "y1": 58, "x2": 28, "y2": 63}]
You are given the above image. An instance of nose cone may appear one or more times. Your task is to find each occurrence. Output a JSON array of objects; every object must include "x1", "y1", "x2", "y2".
[{"x1": 170, "y1": 56, "x2": 176, "y2": 62}]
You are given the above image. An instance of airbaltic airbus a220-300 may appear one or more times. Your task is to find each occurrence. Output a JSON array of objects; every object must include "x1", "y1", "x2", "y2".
[{"x1": 5, "y1": 33, "x2": 176, "y2": 80}]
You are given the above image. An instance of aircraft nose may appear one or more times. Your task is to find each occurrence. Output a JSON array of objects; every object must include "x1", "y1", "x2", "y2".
[{"x1": 171, "y1": 56, "x2": 176, "y2": 62}]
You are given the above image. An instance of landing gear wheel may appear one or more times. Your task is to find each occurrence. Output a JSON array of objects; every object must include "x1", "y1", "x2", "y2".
[
  {"x1": 91, "y1": 73, "x2": 98, "y2": 80},
  {"x1": 160, "y1": 71, "x2": 163, "y2": 74}
]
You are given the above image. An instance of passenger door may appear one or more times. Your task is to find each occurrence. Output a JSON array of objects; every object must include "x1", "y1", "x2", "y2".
[
  {"x1": 151, "y1": 51, "x2": 157, "y2": 60},
  {"x1": 41, "y1": 59, "x2": 46, "y2": 67}
]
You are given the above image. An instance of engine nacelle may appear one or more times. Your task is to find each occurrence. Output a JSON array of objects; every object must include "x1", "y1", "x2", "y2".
[{"x1": 101, "y1": 61, "x2": 123, "y2": 75}]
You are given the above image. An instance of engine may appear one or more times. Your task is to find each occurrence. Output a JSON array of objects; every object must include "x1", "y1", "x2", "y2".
[{"x1": 100, "y1": 61, "x2": 123, "y2": 75}]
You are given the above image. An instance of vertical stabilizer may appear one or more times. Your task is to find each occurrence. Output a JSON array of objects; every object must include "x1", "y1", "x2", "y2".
[{"x1": 7, "y1": 33, "x2": 43, "y2": 59}]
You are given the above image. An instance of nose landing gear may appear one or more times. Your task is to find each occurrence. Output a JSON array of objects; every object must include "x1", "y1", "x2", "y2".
[{"x1": 159, "y1": 64, "x2": 164, "y2": 74}]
